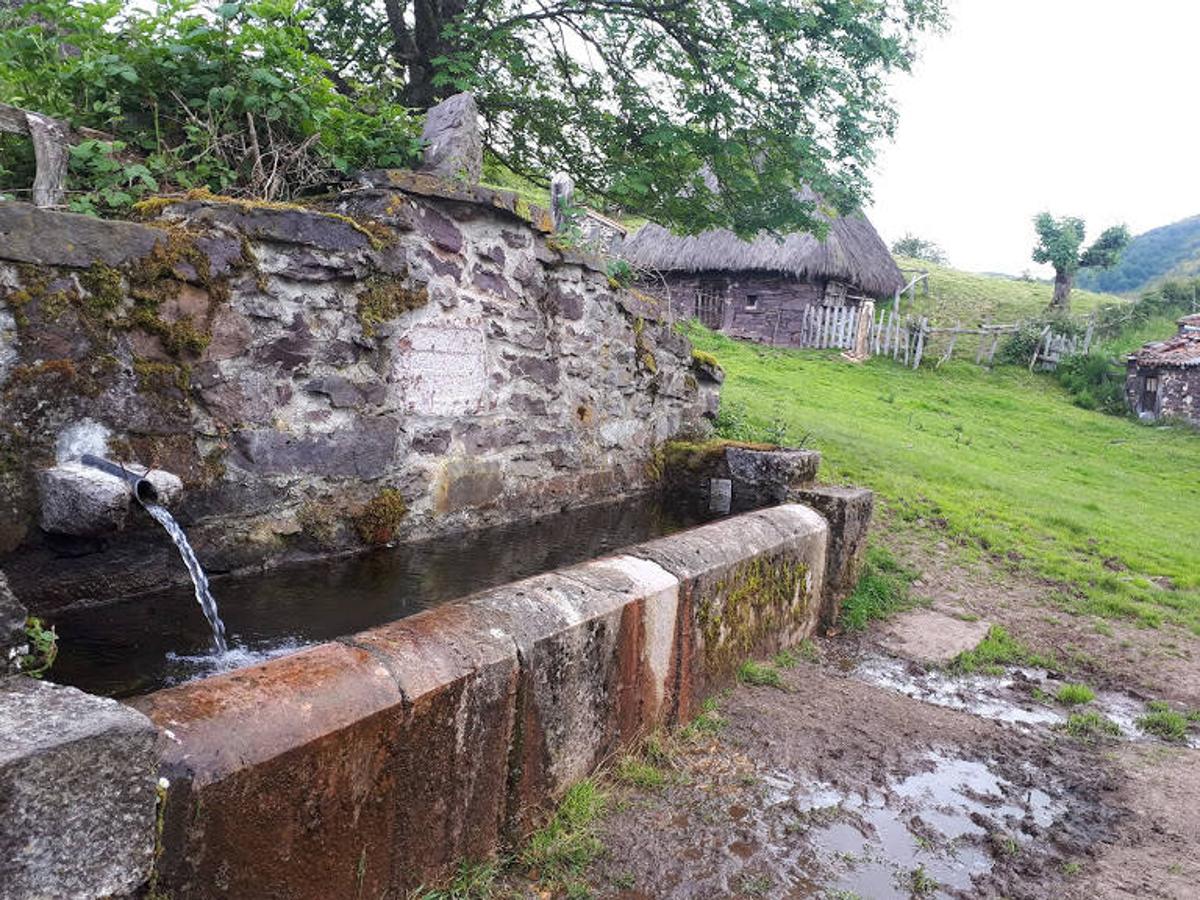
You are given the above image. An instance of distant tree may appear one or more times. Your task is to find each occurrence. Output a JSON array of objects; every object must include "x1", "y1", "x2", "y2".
[
  {"x1": 1032, "y1": 213, "x2": 1130, "y2": 312},
  {"x1": 891, "y1": 233, "x2": 947, "y2": 265}
]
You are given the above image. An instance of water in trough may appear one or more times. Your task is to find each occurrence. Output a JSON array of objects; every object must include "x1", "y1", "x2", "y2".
[{"x1": 50, "y1": 494, "x2": 719, "y2": 698}]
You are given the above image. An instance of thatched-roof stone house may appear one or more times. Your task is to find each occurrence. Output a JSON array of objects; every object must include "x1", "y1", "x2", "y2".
[
  {"x1": 1126, "y1": 313, "x2": 1200, "y2": 424},
  {"x1": 619, "y1": 210, "x2": 903, "y2": 347}
]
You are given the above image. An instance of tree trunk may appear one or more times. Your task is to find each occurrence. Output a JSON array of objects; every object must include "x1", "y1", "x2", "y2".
[
  {"x1": 1049, "y1": 268, "x2": 1074, "y2": 312},
  {"x1": 387, "y1": 0, "x2": 469, "y2": 110}
]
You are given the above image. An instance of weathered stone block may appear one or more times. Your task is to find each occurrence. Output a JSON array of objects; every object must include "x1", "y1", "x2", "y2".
[
  {"x1": 38, "y1": 463, "x2": 133, "y2": 536},
  {"x1": 418, "y1": 93, "x2": 483, "y2": 183},
  {"x1": 38, "y1": 462, "x2": 185, "y2": 537},
  {"x1": 789, "y1": 485, "x2": 874, "y2": 625},
  {"x1": 725, "y1": 447, "x2": 821, "y2": 508},
  {"x1": 0, "y1": 677, "x2": 157, "y2": 899},
  {"x1": 629, "y1": 504, "x2": 828, "y2": 712},
  {"x1": 346, "y1": 607, "x2": 518, "y2": 888},
  {"x1": 0, "y1": 200, "x2": 164, "y2": 268}
]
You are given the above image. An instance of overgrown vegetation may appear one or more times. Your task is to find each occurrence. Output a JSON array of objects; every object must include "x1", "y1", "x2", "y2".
[
  {"x1": 18, "y1": 616, "x2": 57, "y2": 677},
  {"x1": 841, "y1": 545, "x2": 919, "y2": 630},
  {"x1": 685, "y1": 323, "x2": 1200, "y2": 633},
  {"x1": 0, "y1": 0, "x2": 421, "y2": 211}
]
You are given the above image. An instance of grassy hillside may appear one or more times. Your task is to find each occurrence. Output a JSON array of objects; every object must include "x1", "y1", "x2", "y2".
[
  {"x1": 1077, "y1": 214, "x2": 1200, "y2": 295},
  {"x1": 688, "y1": 325, "x2": 1200, "y2": 633},
  {"x1": 893, "y1": 256, "x2": 1124, "y2": 324}
]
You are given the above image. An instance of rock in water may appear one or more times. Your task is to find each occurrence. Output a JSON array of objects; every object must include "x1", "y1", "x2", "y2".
[{"x1": 418, "y1": 93, "x2": 483, "y2": 183}]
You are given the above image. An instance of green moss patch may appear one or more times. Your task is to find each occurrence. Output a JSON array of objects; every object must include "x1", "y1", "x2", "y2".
[
  {"x1": 356, "y1": 277, "x2": 429, "y2": 338},
  {"x1": 355, "y1": 488, "x2": 408, "y2": 545}
]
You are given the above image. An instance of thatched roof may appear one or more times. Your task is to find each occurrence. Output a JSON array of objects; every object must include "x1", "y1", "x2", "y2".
[{"x1": 619, "y1": 210, "x2": 904, "y2": 298}]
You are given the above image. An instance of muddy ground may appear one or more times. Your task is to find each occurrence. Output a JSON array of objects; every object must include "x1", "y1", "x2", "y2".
[{"x1": 536, "y1": 525, "x2": 1200, "y2": 899}]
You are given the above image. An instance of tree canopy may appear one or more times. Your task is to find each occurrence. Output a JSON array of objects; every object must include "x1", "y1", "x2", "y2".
[
  {"x1": 289, "y1": 0, "x2": 947, "y2": 236},
  {"x1": 1032, "y1": 212, "x2": 1130, "y2": 312}
]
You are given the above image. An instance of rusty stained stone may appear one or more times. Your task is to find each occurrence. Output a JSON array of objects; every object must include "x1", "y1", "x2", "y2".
[
  {"x1": 130, "y1": 641, "x2": 405, "y2": 900},
  {"x1": 346, "y1": 603, "x2": 518, "y2": 889}
]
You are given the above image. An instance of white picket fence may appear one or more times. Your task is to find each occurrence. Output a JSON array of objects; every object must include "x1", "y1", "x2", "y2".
[{"x1": 792, "y1": 303, "x2": 866, "y2": 350}]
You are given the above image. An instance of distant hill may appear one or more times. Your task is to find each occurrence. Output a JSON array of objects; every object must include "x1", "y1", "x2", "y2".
[
  {"x1": 1076, "y1": 214, "x2": 1200, "y2": 294},
  {"x1": 893, "y1": 256, "x2": 1124, "y2": 323}
]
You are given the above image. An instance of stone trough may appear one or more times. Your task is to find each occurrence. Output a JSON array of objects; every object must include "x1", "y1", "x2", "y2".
[{"x1": 0, "y1": 143, "x2": 873, "y2": 897}]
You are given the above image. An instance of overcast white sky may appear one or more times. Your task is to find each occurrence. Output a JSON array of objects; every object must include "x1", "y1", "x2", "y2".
[{"x1": 865, "y1": 0, "x2": 1200, "y2": 276}]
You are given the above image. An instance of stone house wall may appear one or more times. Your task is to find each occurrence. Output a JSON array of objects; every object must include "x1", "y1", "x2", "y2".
[
  {"x1": 0, "y1": 174, "x2": 720, "y2": 609},
  {"x1": 646, "y1": 270, "x2": 853, "y2": 345},
  {"x1": 1126, "y1": 361, "x2": 1200, "y2": 424}
]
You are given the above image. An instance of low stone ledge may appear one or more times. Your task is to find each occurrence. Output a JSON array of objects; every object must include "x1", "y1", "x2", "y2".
[
  {"x1": 0, "y1": 200, "x2": 165, "y2": 268},
  {"x1": 789, "y1": 485, "x2": 874, "y2": 626},
  {"x1": 1, "y1": 676, "x2": 157, "y2": 899}
]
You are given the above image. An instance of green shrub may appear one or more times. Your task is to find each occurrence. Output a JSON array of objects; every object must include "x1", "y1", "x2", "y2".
[
  {"x1": 1055, "y1": 354, "x2": 1127, "y2": 415},
  {"x1": 0, "y1": 0, "x2": 421, "y2": 212}
]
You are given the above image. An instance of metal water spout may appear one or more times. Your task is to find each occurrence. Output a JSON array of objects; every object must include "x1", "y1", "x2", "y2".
[{"x1": 37, "y1": 455, "x2": 183, "y2": 537}]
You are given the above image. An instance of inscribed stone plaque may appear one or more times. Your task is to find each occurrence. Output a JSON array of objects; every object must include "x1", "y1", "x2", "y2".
[{"x1": 393, "y1": 324, "x2": 487, "y2": 415}]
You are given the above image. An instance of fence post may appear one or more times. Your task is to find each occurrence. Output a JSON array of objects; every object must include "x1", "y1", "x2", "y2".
[{"x1": 912, "y1": 317, "x2": 927, "y2": 369}]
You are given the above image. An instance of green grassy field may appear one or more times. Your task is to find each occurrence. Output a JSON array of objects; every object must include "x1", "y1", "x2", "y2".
[
  {"x1": 893, "y1": 256, "x2": 1124, "y2": 324},
  {"x1": 688, "y1": 325, "x2": 1200, "y2": 633}
]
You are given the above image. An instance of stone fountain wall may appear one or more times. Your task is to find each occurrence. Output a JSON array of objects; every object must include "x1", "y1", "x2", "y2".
[{"x1": 0, "y1": 174, "x2": 720, "y2": 609}]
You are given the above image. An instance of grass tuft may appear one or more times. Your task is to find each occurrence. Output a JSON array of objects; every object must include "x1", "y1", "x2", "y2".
[
  {"x1": 1137, "y1": 701, "x2": 1192, "y2": 742},
  {"x1": 520, "y1": 779, "x2": 607, "y2": 889},
  {"x1": 950, "y1": 626, "x2": 1054, "y2": 676},
  {"x1": 841, "y1": 545, "x2": 920, "y2": 630},
  {"x1": 1055, "y1": 683, "x2": 1096, "y2": 706},
  {"x1": 737, "y1": 659, "x2": 784, "y2": 688},
  {"x1": 1061, "y1": 711, "x2": 1122, "y2": 740}
]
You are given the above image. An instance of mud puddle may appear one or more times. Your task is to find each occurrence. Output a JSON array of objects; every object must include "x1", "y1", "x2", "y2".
[
  {"x1": 852, "y1": 654, "x2": 1200, "y2": 748},
  {"x1": 765, "y1": 752, "x2": 1063, "y2": 898}
]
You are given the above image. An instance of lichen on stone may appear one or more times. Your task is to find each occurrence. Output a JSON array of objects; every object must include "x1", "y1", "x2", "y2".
[
  {"x1": 354, "y1": 488, "x2": 408, "y2": 545},
  {"x1": 356, "y1": 276, "x2": 429, "y2": 338}
]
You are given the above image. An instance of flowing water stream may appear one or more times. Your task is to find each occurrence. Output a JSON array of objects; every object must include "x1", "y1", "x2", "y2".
[{"x1": 141, "y1": 501, "x2": 228, "y2": 654}]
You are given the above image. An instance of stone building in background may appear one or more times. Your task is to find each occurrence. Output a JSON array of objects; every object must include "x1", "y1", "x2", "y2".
[{"x1": 1126, "y1": 312, "x2": 1200, "y2": 425}]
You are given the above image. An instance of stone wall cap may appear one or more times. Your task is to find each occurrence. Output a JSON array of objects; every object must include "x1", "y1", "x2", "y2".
[
  {"x1": 358, "y1": 170, "x2": 555, "y2": 233},
  {"x1": 0, "y1": 200, "x2": 165, "y2": 268}
]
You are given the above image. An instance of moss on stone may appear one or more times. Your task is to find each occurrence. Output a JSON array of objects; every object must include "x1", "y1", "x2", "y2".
[
  {"x1": 78, "y1": 264, "x2": 126, "y2": 318},
  {"x1": 355, "y1": 488, "x2": 408, "y2": 545},
  {"x1": 356, "y1": 276, "x2": 429, "y2": 338},
  {"x1": 660, "y1": 438, "x2": 777, "y2": 475},
  {"x1": 691, "y1": 349, "x2": 719, "y2": 369},
  {"x1": 633, "y1": 316, "x2": 658, "y2": 375},
  {"x1": 298, "y1": 500, "x2": 340, "y2": 548},
  {"x1": 133, "y1": 357, "x2": 190, "y2": 395},
  {"x1": 697, "y1": 554, "x2": 811, "y2": 674}
]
